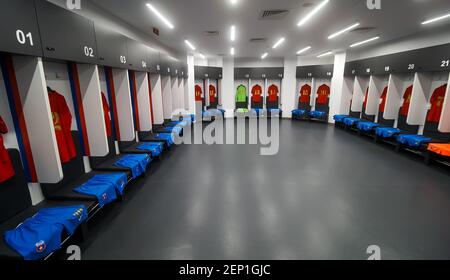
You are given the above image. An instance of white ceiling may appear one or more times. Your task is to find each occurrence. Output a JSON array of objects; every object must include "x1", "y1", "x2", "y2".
[{"x1": 90, "y1": 0, "x2": 450, "y2": 59}]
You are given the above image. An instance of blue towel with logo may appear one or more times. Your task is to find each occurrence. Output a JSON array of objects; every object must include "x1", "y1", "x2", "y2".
[
  {"x1": 333, "y1": 115, "x2": 349, "y2": 123},
  {"x1": 309, "y1": 111, "x2": 327, "y2": 119},
  {"x1": 74, "y1": 177, "x2": 118, "y2": 208},
  {"x1": 357, "y1": 122, "x2": 380, "y2": 132},
  {"x1": 375, "y1": 127, "x2": 402, "y2": 138},
  {"x1": 4, "y1": 205, "x2": 87, "y2": 260},
  {"x1": 396, "y1": 134, "x2": 432, "y2": 148},
  {"x1": 137, "y1": 142, "x2": 163, "y2": 157},
  {"x1": 343, "y1": 117, "x2": 361, "y2": 126},
  {"x1": 292, "y1": 109, "x2": 309, "y2": 116},
  {"x1": 114, "y1": 154, "x2": 150, "y2": 179},
  {"x1": 156, "y1": 133, "x2": 174, "y2": 146},
  {"x1": 83, "y1": 173, "x2": 128, "y2": 196},
  {"x1": 160, "y1": 126, "x2": 182, "y2": 135}
]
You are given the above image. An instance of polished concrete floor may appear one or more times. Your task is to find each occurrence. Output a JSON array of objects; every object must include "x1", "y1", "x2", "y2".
[{"x1": 81, "y1": 120, "x2": 450, "y2": 260}]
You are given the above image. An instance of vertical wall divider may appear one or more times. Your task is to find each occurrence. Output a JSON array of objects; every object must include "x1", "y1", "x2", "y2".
[
  {"x1": 128, "y1": 70, "x2": 141, "y2": 132},
  {"x1": 408, "y1": 72, "x2": 432, "y2": 130},
  {"x1": 1, "y1": 55, "x2": 65, "y2": 186},
  {"x1": 150, "y1": 74, "x2": 164, "y2": 125},
  {"x1": 148, "y1": 73, "x2": 155, "y2": 126},
  {"x1": 105, "y1": 67, "x2": 121, "y2": 143},
  {"x1": 76, "y1": 63, "x2": 108, "y2": 157},
  {"x1": 111, "y1": 68, "x2": 135, "y2": 141},
  {"x1": 438, "y1": 72, "x2": 450, "y2": 133},
  {"x1": 67, "y1": 62, "x2": 91, "y2": 156},
  {"x1": 134, "y1": 71, "x2": 152, "y2": 132},
  {"x1": 384, "y1": 74, "x2": 403, "y2": 121}
]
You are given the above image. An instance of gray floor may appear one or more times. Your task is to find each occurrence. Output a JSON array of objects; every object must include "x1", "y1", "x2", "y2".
[{"x1": 81, "y1": 120, "x2": 450, "y2": 260}]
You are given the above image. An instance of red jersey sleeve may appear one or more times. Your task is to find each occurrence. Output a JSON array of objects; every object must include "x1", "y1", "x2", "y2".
[{"x1": 0, "y1": 116, "x2": 8, "y2": 134}]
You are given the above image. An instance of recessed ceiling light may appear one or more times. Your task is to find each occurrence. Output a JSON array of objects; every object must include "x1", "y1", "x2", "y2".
[
  {"x1": 261, "y1": 53, "x2": 269, "y2": 59},
  {"x1": 230, "y1": 47, "x2": 235, "y2": 56},
  {"x1": 328, "y1": 23, "x2": 360, "y2": 39},
  {"x1": 297, "y1": 0, "x2": 330, "y2": 27},
  {"x1": 272, "y1": 37, "x2": 286, "y2": 49},
  {"x1": 146, "y1": 3, "x2": 174, "y2": 29},
  {"x1": 231, "y1": 25, "x2": 236, "y2": 41},
  {"x1": 422, "y1": 13, "x2": 450, "y2": 25},
  {"x1": 296, "y1": 46, "x2": 312, "y2": 55},
  {"x1": 317, "y1": 51, "x2": 333, "y2": 58},
  {"x1": 184, "y1": 40, "x2": 196, "y2": 50},
  {"x1": 199, "y1": 53, "x2": 206, "y2": 59},
  {"x1": 230, "y1": 0, "x2": 238, "y2": 5},
  {"x1": 350, "y1": 36, "x2": 380, "y2": 48}
]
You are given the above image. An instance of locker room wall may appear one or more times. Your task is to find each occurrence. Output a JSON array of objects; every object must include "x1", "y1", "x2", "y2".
[
  {"x1": 222, "y1": 57, "x2": 235, "y2": 117},
  {"x1": 348, "y1": 27, "x2": 450, "y2": 62},
  {"x1": 281, "y1": 56, "x2": 297, "y2": 118},
  {"x1": 235, "y1": 57, "x2": 284, "y2": 68},
  {"x1": 329, "y1": 52, "x2": 347, "y2": 121}
]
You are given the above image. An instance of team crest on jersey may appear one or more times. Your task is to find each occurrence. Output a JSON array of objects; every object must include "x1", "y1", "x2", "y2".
[
  {"x1": 35, "y1": 240, "x2": 46, "y2": 253},
  {"x1": 73, "y1": 208, "x2": 84, "y2": 222},
  {"x1": 102, "y1": 193, "x2": 108, "y2": 201}
]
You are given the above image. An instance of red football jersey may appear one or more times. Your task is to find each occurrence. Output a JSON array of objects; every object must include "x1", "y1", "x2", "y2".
[
  {"x1": 299, "y1": 84, "x2": 311, "y2": 104},
  {"x1": 251, "y1": 85, "x2": 263, "y2": 103},
  {"x1": 209, "y1": 85, "x2": 217, "y2": 103},
  {"x1": 379, "y1": 86, "x2": 388, "y2": 113},
  {"x1": 267, "y1": 84, "x2": 279, "y2": 102},
  {"x1": 400, "y1": 86, "x2": 413, "y2": 116},
  {"x1": 316, "y1": 84, "x2": 330, "y2": 105},
  {"x1": 101, "y1": 92, "x2": 112, "y2": 137},
  {"x1": 48, "y1": 91, "x2": 77, "y2": 163},
  {"x1": 363, "y1": 88, "x2": 369, "y2": 109},
  {"x1": 427, "y1": 84, "x2": 447, "y2": 123},
  {"x1": 0, "y1": 116, "x2": 15, "y2": 183},
  {"x1": 195, "y1": 85, "x2": 202, "y2": 101}
]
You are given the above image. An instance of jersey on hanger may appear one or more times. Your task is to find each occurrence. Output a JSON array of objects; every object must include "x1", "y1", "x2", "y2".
[
  {"x1": 209, "y1": 85, "x2": 216, "y2": 103},
  {"x1": 427, "y1": 84, "x2": 447, "y2": 123},
  {"x1": 267, "y1": 84, "x2": 279, "y2": 102},
  {"x1": 48, "y1": 90, "x2": 77, "y2": 163},
  {"x1": 236, "y1": 85, "x2": 247, "y2": 103},
  {"x1": 379, "y1": 86, "x2": 388, "y2": 113},
  {"x1": 101, "y1": 93, "x2": 112, "y2": 137},
  {"x1": 251, "y1": 84, "x2": 263, "y2": 103},
  {"x1": 195, "y1": 85, "x2": 202, "y2": 101},
  {"x1": 400, "y1": 86, "x2": 413, "y2": 116},
  {"x1": 316, "y1": 84, "x2": 330, "y2": 105},
  {"x1": 299, "y1": 84, "x2": 311, "y2": 104},
  {"x1": 0, "y1": 116, "x2": 15, "y2": 183}
]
